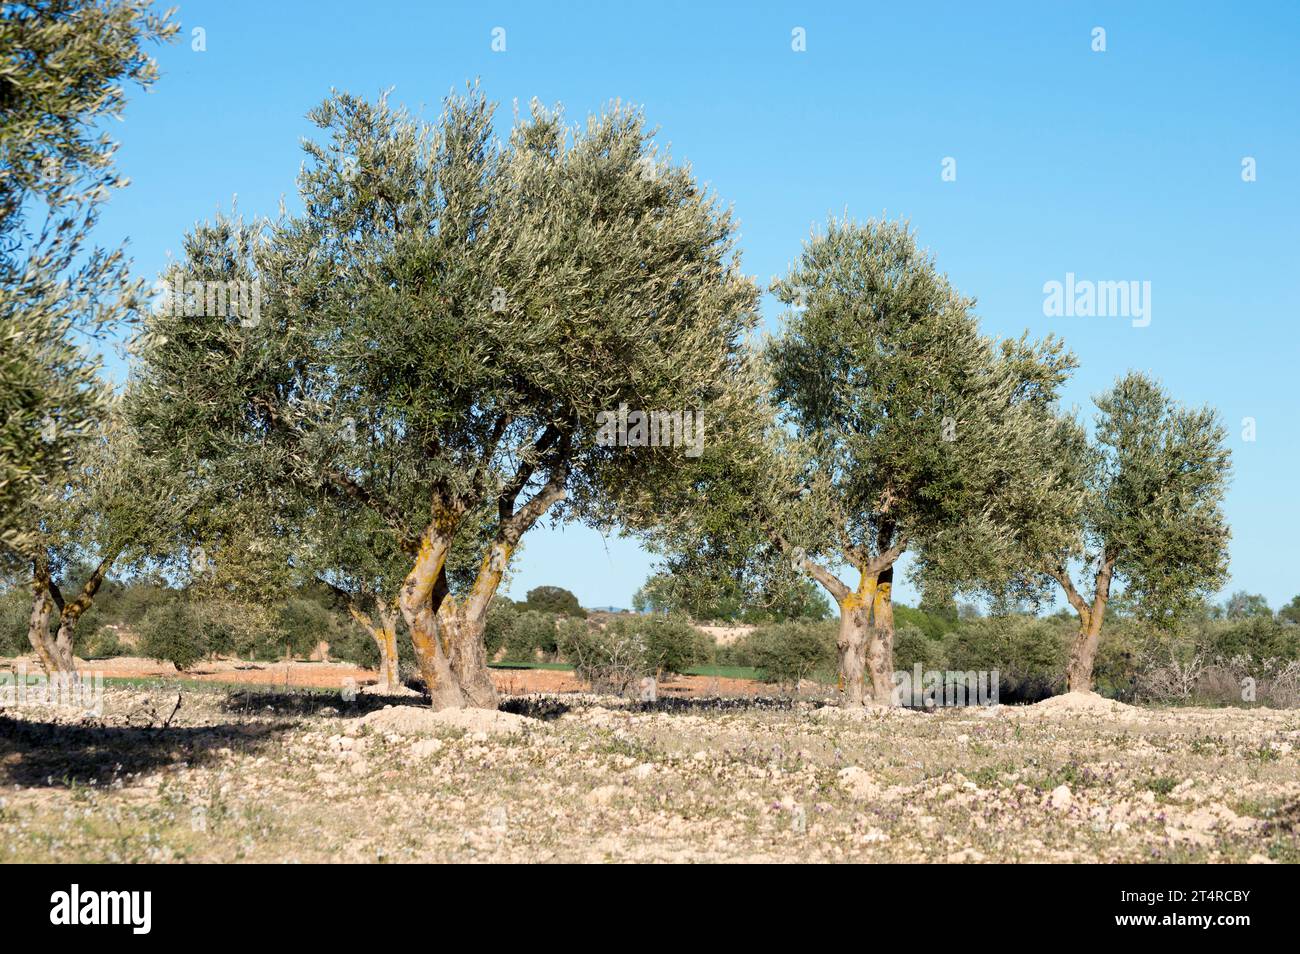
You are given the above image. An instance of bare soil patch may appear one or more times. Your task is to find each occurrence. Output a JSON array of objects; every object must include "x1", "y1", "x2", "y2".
[
  {"x1": 3, "y1": 655, "x2": 770, "y2": 698},
  {"x1": 1, "y1": 684, "x2": 1296, "y2": 862}
]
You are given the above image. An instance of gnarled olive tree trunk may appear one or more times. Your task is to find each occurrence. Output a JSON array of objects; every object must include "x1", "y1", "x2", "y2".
[
  {"x1": 790, "y1": 538, "x2": 907, "y2": 707},
  {"x1": 26, "y1": 555, "x2": 113, "y2": 676},
  {"x1": 835, "y1": 596, "x2": 871, "y2": 706},
  {"x1": 396, "y1": 519, "x2": 514, "y2": 710},
  {"x1": 432, "y1": 539, "x2": 513, "y2": 710},
  {"x1": 27, "y1": 583, "x2": 60, "y2": 674},
  {"x1": 866, "y1": 566, "x2": 896, "y2": 705},
  {"x1": 398, "y1": 479, "x2": 564, "y2": 710}
]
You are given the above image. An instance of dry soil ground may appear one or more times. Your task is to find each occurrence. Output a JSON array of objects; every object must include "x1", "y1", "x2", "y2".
[
  {"x1": 1, "y1": 680, "x2": 1297, "y2": 863},
  {"x1": 1, "y1": 655, "x2": 765, "y2": 697}
]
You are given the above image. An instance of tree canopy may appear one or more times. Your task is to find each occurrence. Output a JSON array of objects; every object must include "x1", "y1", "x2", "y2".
[{"x1": 129, "y1": 87, "x2": 759, "y2": 708}]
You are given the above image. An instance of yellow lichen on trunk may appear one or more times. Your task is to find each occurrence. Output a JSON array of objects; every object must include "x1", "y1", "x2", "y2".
[
  {"x1": 836, "y1": 575, "x2": 876, "y2": 706},
  {"x1": 867, "y1": 577, "x2": 896, "y2": 705}
]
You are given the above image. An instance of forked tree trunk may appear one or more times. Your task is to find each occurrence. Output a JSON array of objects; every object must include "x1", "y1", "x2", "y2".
[
  {"x1": 30, "y1": 554, "x2": 113, "y2": 677},
  {"x1": 1058, "y1": 556, "x2": 1114, "y2": 694},
  {"x1": 398, "y1": 472, "x2": 563, "y2": 710},
  {"x1": 785, "y1": 534, "x2": 907, "y2": 708},
  {"x1": 350, "y1": 599, "x2": 400, "y2": 692},
  {"x1": 866, "y1": 566, "x2": 896, "y2": 705}
]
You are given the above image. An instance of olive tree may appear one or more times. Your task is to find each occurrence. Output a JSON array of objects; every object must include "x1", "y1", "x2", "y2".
[
  {"x1": 18, "y1": 411, "x2": 188, "y2": 673},
  {"x1": 128, "y1": 88, "x2": 758, "y2": 709},
  {"x1": 761, "y1": 218, "x2": 1076, "y2": 704},
  {"x1": 635, "y1": 219, "x2": 1074, "y2": 705},
  {"x1": 977, "y1": 372, "x2": 1232, "y2": 693}
]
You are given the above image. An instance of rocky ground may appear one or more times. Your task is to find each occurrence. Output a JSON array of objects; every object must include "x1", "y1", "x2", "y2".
[{"x1": 0, "y1": 684, "x2": 1297, "y2": 863}]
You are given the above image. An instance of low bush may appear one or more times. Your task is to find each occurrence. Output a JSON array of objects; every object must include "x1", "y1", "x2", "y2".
[
  {"x1": 556, "y1": 615, "x2": 707, "y2": 692},
  {"x1": 0, "y1": 587, "x2": 32, "y2": 657},
  {"x1": 558, "y1": 617, "x2": 649, "y2": 694},
  {"x1": 943, "y1": 616, "x2": 1069, "y2": 702},
  {"x1": 893, "y1": 623, "x2": 946, "y2": 674},
  {"x1": 84, "y1": 627, "x2": 131, "y2": 659},
  {"x1": 503, "y1": 610, "x2": 558, "y2": 663},
  {"x1": 138, "y1": 600, "x2": 205, "y2": 671},
  {"x1": 744, "y1": 620, "x2": 836, "y2": 687}
]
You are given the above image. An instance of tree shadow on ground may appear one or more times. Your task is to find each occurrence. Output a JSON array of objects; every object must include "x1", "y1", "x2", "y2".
[
  {"x1": 500, "y1": 696, "x2": 571, "y2": 720},
  {"x1": 0, "y1": 714, "x2": 294, "y2": 788},
  {"x1": 623, "y1": 696, "x2": 802, "y2": 714},
  {"x1": 216, "y1": 688, "x2": 428, "y2": 719}
]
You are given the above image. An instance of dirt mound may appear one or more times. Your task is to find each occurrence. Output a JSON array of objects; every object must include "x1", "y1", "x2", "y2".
[
  {"x1": 1015, "y1": 691, "x2": 1140, "y2": 719},
  {"x1": 355, "y1": 704, "x2": 537, "y2": 737},
  {"x1": 811, "y1": 703, "x2": 923, "y2": 721}
]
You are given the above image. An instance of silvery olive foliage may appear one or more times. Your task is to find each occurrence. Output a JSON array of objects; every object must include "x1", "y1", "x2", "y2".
[
  {"x1": 127, "y1": 85, "x2": 758, "y2": 699},
  {"x1": 0, "y1": 0, "x2": 177, "y2": 556},
  {"x1": 764, "y1": 218, "x2": 1077, "y2": 584},
  {"x1": 966, "y1": 371, "x2": 1233, "y2": 688},
  {"x1": 638, "y1": 219, "x2": 1076, "y2": 611},
  {"x1": 625, "y1": 217, "x2": 1083, "y2": 703}
]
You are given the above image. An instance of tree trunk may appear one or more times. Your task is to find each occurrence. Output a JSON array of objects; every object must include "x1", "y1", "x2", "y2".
[
  {"x1": 398, "y1": 533, "x2": 503, "y2": 709},
  {"x1": 1066, "y1": 614, "x2": 1102, "y2": 693},
  {"x1": 867, "y1": 566, "x2": 896, "y2": 705},
  {"x1": 399, "y1": 525, "x2": 468, "y2": 710},
  {"x1": 1061, "y1": 557, "x2": 1114, "y2": 694},
  {"x1": 350, "y1": 600, "x2": 401, "y2": 692},
  {"x1": 402, "y1": 601, "x2": 466, "y2": 710},
  {"x1": 53, "y1": 618, "x2": 77, "y2": 673},
  {"x1": 835, "y1": 598, "x2": 870, "y2": 706},
  {"x1": 374, "y1": 620, "x2": 400, "y2": 691},
  {"x1": 26, "y1": 587, "x2": 60, "y2": 675},
  {"x1": 438, "y1": 606, "x2": 498, "y2": 710}
]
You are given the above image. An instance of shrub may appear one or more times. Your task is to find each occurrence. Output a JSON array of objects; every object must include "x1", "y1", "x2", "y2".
[
  {"x1": 943, "y1": 616, "x2": 1068, "y2": 702},
  {"x1": 558, "y1": 617, "x2": 648, "y2": 694},
  {"x1": 745, "y1": 620, "x2": 837, "y2": 687},
  {"x1": 1209, "y1": 616, "x2": 1300, "y2": 660},
  {"x1": 139, "y1": 601, "x2": 205, "y2": 671},
  {"x1": 714, "y1": 637, "x2": 757, "y2": 668},
  {"x1": 893, "y1": 623, "x2": 946, "y2": 673},
  {"x1": 640, "y1": 616, "x2": 710, "y2": 675},
  {"x1": 484, "y1": 598, "x2": 519, "y2": 658},
  {"x1": 522, "y1": 586, "x2": 586, "y2": 618},
  {"x1": 894, "y1": 604, "x2": 957, "y2": 642},
  {"x1": 84, "y1": 627, "x2": 131, "y2": 659},
  {"x1": 0, "y1": 587, "x2": 32, "y2": 657},
  {"x1": 114, "y1": 581, "x2": 178, "y2": 626},
  {"x1": 275, "y1": 596, "x2": 334, "y2": 658},
  {"x1": 502, "y1": 610, "x2": 557, "y2": 663}
]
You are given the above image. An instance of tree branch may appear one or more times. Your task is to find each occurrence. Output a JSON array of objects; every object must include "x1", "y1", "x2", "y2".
[
  {"x1": 498, "y1": 423, "x2": 563, "y2": 522},
  {"x1": 1049, "y1": 562, "x2": 1091, "y2": 619}
]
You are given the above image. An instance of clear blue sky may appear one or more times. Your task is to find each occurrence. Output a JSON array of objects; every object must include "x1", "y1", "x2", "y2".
[{"x1": 94, "y1": 1, "x2": 1299, "y2": 611}]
